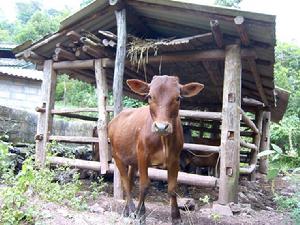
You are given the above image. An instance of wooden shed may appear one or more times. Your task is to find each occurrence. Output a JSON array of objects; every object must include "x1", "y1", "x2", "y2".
[{"x1": 14, "y1": 0, "x2": 283, "y2": 205}]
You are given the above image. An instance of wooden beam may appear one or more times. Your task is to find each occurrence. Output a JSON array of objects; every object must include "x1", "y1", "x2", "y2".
[
  {"x1": 179, "y1": 110, "x2": 222, "y2": 121},
  {"x1": 66, "y1": 30, "x2": 81, "y2": 42},
  {"x1": 258, "y1": 111, "x2": 270, "y2": 174},
  {"x1": 144, "y1": 48, "x2": 256, "y2": 64},
  {"x1": 111, "y1": 0, "x2": 127, "y2": 199},
  {"x1": 54, "y1": 112, "x2": 97, "y2": 121},
  {"x1": 53, "y1": 59, "x2": 94, "y2": 70},
  {"x1": 249, "y1": 110, "x2": 264, "y2": 180},
  {"x1": 218, "y1": 44, "x2": 241, "y2": 205},
  {"x1": 240, "y1": 140, "x2": 258, "y2": 150},
  {"x1": 210, "y1": 20, "x2": 223, "y2": 48},
  {"x1": 49, "y1": 135, "x2": 99, "y2": 143},
  {"x1": 239, "y1": 107, "x2": 259, "y2": 134},
  {"x1": 247, "y1": 59, "x2": 269, "y2": 106},
  {"x1": 183, "y1": 143, "x2": 220, "y2": 153},
  {"x1": 234, "y1": 16, "x2": 250, "y2": 46},
  {"x1": 202, "y1": 61, "x2": 223, "y2": 101},
  {"x1": 35, "y1": 60, "x2": 57, "y2": 167},
  {"x1": 95, "y1": 59, "x2": 109, "y2": 174},
  {"x1": 53, "y1": 48, "x2": 77, "y2": 61},
  {"x1": 48, "y1": 157, "x2": 218, "y2": 187}
]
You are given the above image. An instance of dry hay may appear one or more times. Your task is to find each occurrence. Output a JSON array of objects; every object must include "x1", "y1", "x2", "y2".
[{"x1": 127, "y1": 36, "x2": 174, "y2": 74}]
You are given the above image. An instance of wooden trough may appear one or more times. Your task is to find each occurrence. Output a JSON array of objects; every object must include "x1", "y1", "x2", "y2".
[{"x1": 13, "y1": 0, "x2": 279, "y2": 205}]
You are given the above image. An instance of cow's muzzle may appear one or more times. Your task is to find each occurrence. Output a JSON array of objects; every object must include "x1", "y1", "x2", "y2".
[{"x1": 152, "y1": 121, "x2": 172, "y2": 135}]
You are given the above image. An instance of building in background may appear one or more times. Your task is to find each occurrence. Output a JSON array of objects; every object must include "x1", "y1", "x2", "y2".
[{"x1": 0, "y1": 44, "x2": 43, "y2": 112}]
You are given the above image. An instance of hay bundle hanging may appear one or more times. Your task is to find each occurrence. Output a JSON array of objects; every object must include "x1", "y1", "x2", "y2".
[{"x1": 127, "y1": 36, "x2": 174, "y2": 73}]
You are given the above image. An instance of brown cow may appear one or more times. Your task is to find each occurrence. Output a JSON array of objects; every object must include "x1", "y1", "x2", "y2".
[{"x1": 108, "y1": 75, "x2": 204, "y2": 224}]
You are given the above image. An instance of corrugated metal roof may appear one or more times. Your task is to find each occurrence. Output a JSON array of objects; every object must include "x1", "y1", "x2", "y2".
[
  {"x1": 0, "y1": 58, "x2": 31, "y2": 68},
  {"x1": 0, "y1": 67, "x2": 43, "y2": 81},
  {"x1": 13, "y1": 0, "x2": 278, "y2": 108}
]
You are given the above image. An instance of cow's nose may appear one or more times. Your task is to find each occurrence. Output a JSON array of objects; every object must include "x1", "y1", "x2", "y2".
[{"x1": 154, "y1": 122, "x2": 169, "y2": 132}]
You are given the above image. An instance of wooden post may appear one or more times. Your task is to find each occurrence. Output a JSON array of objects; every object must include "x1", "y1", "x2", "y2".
[
  {"x1": 259, "y1": 111, "x2": 271, "y2": 174},
  {"x1": 111, "y1": 0, "x2": 126, "y2": 199},
  {"x1": 249, "y1": 110, "x2": 264, "y2": 180},
  {"x1": 35, "y1": 60, "x2": 57, "y2": 167},
  {"x1": 218, "y1": 44, "x2": 241, "y2": 204},
  {"x1": 95, "y1": 59, "x2": 109, "y2": 174}
]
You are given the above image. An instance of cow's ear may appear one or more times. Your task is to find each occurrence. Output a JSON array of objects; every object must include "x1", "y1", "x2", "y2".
[
  {"x1": 127, "y1": 79, "x2": 149, "y2": 96},
  {"x1": 180, "y1": 83, "x2": 204, "y2": 97}
]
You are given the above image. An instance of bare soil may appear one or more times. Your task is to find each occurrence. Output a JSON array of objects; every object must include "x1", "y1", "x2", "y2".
[{"x1": 33, "y1": 173, "x2": 294, "y2": 225}]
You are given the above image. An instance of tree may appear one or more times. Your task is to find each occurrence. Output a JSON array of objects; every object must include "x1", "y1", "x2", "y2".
[
  {"x1": 214, "y1": 0, "x2": 242, "y2": 8},
  {"x1": 16, "y1": 1, "x2": 42, "y2": 24},
  {"x1": 14, "y1": 9, "x2": 71, "y2": 44}
]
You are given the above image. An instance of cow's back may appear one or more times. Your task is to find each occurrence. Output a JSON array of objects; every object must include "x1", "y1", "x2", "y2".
[{"x1": 108, "y1": 106, "x2": 150, "y2": 166}]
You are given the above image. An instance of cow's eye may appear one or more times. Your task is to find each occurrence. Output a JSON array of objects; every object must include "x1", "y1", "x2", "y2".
[
  {"x1": 146, "y1": 95, "x2": 152, "y2": 101},
  {"x1": 176, "y1": 96, "x2": 182, "y2": 102}
]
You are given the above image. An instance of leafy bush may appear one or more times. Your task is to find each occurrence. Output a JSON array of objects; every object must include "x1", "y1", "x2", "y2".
[{"x1": 0, "y1": 141, "x2": 106, "y2": 224}]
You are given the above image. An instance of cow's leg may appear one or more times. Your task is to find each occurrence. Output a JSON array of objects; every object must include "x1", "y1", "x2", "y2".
[
  {"x1": 168, "y1": 159, "x2": 181, "y2": 225},
  {"x1": 114, "y1": 157, "x2": 136, "y2": 217},
  {"x1": 135, "y1": 148, "x2": 150, "y2": 223}
]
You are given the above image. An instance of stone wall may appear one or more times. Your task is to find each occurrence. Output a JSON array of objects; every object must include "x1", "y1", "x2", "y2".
[
  {"x1": 0, "y1": 75, "x2": 42, "y2": 112},
  {"x1": 0, "y1": 105, "x2": 96, "y2": 144}
]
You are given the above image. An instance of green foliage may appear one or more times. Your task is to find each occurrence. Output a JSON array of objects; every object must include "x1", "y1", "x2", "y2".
[
  {"x1": 80, "y1": 0, "x2": 96, "y2": 8},
  {"x1": 0, "y1": 1, "x2": 71, "y2": 44},
  {"x1": 214, "y1": 0, "x2": 242, "y2": 8},
  {"x1": 0, "y1": 141, "x2": 106, "y2": 224},
  {"x1": 14, "y1": 9, "x2": 70, "y2": 44},
  {"x1": 274, "y1": 174, "x2": 300, "y2": 224},
  {"x1": 270, "y1": 42, "x2": 300, "y2": 174},
  {"x1": 55, "y1": 75, "x2": 97, "y2": 108},
  {"x1": 266, "y1": 144, "x2": 300, "y2": 180},
  {"x1": 16, "y1": 1, "x2": 42, "y2": 24}
]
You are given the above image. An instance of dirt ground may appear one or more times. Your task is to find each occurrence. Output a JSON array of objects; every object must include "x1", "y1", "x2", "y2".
[{"x1": 32, "y1": 173, "x2": 295, "y2": 225}]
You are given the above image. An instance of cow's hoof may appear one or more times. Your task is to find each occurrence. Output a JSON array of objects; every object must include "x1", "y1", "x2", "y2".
[
  {"x1": 123, "y1": 201, "x2": 136, "y2": 217},
  {"x1": 171, "y1": 218, "x2": 182, "y2": 225}
]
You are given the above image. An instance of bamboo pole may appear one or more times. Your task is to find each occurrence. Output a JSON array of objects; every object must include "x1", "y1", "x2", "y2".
[
  {"x1": 218, "y1": 44, "x2": 241, "y2": 204},
  {"x1": 95, "y1": 59, "x2": 109, "y2": 174}
]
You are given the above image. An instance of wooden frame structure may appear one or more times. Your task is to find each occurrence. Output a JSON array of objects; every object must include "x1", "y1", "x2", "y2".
[{"x1": 14, "y1": 0, "x2": 279, "y2": 205}]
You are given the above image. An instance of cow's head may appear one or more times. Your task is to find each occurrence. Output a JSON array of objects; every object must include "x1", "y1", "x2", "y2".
[{"x1": 127, "y1": 75, "x2": 204, "y2": 136}]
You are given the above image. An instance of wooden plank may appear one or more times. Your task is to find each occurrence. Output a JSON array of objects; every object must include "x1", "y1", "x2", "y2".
[
  {"x1": 53, "y1": 60, "x2": 94, "y2": 70},
  {"x1": 258, "y1": 111, "x2": 270, "y2": 174},
  {"x1": 218, "y1": 44, "x2": 241, "y2": 204},
  {"x1": 35, "y1": 60, "x2": 57, "y2": 167},
  {"x1": 49, "y1": 135, "x2": 99, "y2": 143},
  {"x1": 247, "y1": 59, "x2": 269, "y2": 106},
  {"x1": 95, "y1": 59, "x2": 109, "y2": 174},
  {"x1": 210, "y1": 20, "x2": 223, "y2": 48},
  {"x1": 234, "y1": 16, "x2": 250, "y2": 46},
  {"x1": 48, "y1": 156, "x2": 218, "y2": 187},
  {"x1": 111, "y1": 0, "x2": 126, "y2": 199}
]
